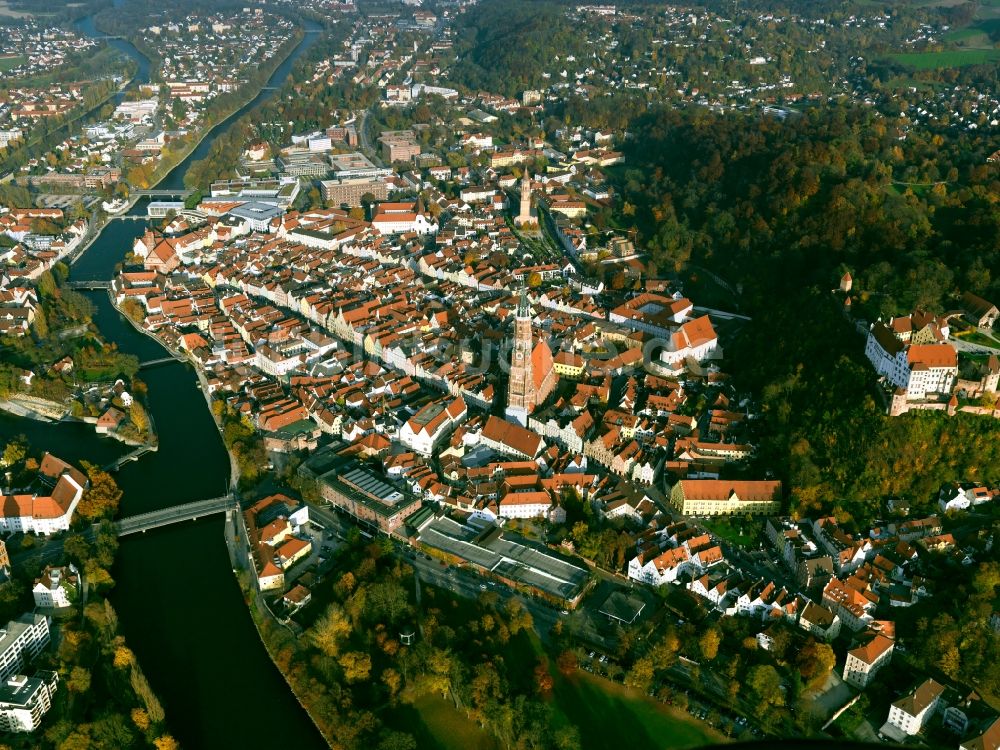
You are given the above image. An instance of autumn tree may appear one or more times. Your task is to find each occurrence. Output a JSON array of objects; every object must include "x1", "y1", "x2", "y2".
[
  {"x1": 747, "y1": 664, "x2": 784, "y2": 709},
  {"x1": 624, "y1": 655, "x2": 655, "y2": 693},
  {"x1": 505, "y1": 599, "x2": 533, "y2": 634},
  {"x1": 699, "y1": 627, "x2": 721, "y2": 661},
  {"x1": 129, "y1": 402, "x2": 149, "y2": 435},
  {"x1": 113, "y1": 644, "x2": 134, "y2": 669},
  {"x1": 131, "y1": 667, "x2": 165, "y2": 724},
  {"x1": 310, "y1": 603, "x2": 352, "y2": 658},
  {"x1": 78, "y1": 462, "x2": 124, "y2": 521},
  {"x1": 340, "y1": 651, "x2": 372, "y2": 683},
  {"x1": 534, "y1": 661, "x2": 554, "y2": 695},
  {"x1": 555, "y1": 649, "x2": 577, "y2": 676},
  {"x1": 131, "y1": 707, "x2": 150, "y2": 732},
  {"x1": 797, "y1": 640, "x2": 836, "y2": 685},
  {"x1": 1, "y1": 436, "x2": 27, "y2": 468},
  {"x1": 382, "y1": 667, "x2": 402, "y2": 699},
  {"x1": 67, "y1": 666, "x2": 91, "y2": 693}
]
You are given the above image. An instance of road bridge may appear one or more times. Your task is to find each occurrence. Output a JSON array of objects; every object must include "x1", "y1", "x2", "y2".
[
  {"x1": 64, "y1": 280, "x2": 111, "y2": 290},
  {"x1": 133, "y1": 189, "x2": 195, "y2": 198},
  {"x1": 115, "y1": 495, "x2": 235, "y2": 536}
]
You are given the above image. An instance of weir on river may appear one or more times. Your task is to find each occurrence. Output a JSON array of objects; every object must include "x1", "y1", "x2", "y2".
[{"x1": 0, "y1": 10, "x2": 329, "y2": 750}]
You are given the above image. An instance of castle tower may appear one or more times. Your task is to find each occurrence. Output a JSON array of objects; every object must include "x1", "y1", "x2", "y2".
[
  {"x1": 889, "y1": 388, "x2": 909, "y2": 417},
  {"x1": 505, "y1": 289, "x2": 536, "y2": 426},
  {"x1": 515, "y1": 170, "x2": 533, "y2": 227},
  {"x1": 985, "y1": 354, "x2": 1000, "y2": 394}
]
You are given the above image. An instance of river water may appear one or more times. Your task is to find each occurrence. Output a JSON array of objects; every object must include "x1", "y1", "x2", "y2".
[{"x1": 0, "y1": 12, "x2": 329, "y2": 750}]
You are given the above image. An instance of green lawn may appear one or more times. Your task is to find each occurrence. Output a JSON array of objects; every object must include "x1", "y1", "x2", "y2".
[
  {"x1": 700, "y1": 516, "x2": 760, "y2": 549},
  {"x1": 550, "y1": 671, "x2": 725, "y2": 750},
  {"x1": 0, "y1": 54, "x2": 25, "y2": 72},
  {"x1": 889, "y1": 48, "x2": 1000, "y2": 69},
  {"x1": 409, "y1": 694, "x2": 500, "y2": 750},
  {"x1": 404, "y1": 625, "x2": 723, "y2": 750},
  {"x1": 943, "y1": 26, "x2": 989, "y2": 43}
]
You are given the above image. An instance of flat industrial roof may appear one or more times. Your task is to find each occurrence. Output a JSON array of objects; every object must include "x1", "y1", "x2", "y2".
[{"x1": 418, "y1": 516, "x2": 588, "y2": 601}]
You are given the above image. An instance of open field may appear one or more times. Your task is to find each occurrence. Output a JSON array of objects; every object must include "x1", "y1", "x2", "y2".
[
  {"x1": 0, "y1": 54, "x2": 26, "y2": 72},
  {"x1": 400, "y1": 624, "x2": 724, "y2": 750},
  {"x1": 943, "y1": 26, "x2": 990, "y2": 43},
  {"x1": 0, "y1": 1, "x2": 31, "y2": 18},
  {"x1": 551, "y1": 671, "x2": 726, "y2": 750},
  {"x1": 889, "y1": 48, "x2": 1000, "y2": 68}
]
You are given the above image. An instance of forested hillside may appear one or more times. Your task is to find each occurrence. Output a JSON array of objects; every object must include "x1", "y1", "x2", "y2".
[
  {"x1": 449, "y1": 1, "x2": 592, "y2": 97},
  {"x1": 610, "y1": 103, "x2": 1000, "y2": 521}
]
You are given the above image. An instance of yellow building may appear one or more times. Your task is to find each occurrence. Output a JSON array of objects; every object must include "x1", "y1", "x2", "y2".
[
  {"x1": 670, "y1": 479, "x2": 781, "y2": 516},
  {"x1": 553, "y1": 351, "x2": 585, "y2": 379}
]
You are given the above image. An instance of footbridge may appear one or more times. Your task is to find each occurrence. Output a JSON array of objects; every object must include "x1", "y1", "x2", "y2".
[
  {"x1": 138, "y1": 355, "x2": 185, "y2": 370},
  {"x1": 115, "y1": 495, "x2": 235, "y2": 536},
  {"x1": 104, "y1": 444, "x2": 157, "y2": 472}
]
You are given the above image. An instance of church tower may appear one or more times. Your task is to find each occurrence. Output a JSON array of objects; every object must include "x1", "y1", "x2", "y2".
[
  {"x1": 515, "y1": 170, "x2": 533, "y2": 227},
  {"x1": 506, "y1": 289, "x2": 536, "y2": 426}
]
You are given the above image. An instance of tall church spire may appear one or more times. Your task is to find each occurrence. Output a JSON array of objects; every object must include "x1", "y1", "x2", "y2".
[
  {"x1": 515, "y1": 169, "x2": 533, "y2": 227},
  {"x1": 517, "y1": 286, "x2": 531, "y2": 319},
  {"x1": 506, "y1": 288, "x2": 536, "y2": 427}
]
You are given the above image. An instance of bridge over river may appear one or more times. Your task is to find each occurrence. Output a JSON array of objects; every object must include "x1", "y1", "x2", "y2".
[
  {"x1": 132, "y1": 189, "x2": 196, "y2": 198},
  {"x1": 115, "y1": 495, "x2": 236, "y2": 536}
]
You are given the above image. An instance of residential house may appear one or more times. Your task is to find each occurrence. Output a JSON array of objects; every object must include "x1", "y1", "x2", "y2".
[
  {"x1": 798, "y1": 600, "x2": 841, "y2": 641},
  {"x1": 881, "y1": 678, "x2": 945, "y2": 741},
  {"x1": 823, "y1": 577, "x2": 877, "y2": 631},
  {"x1": 865, "y1": 322, "x2": 957, "y2": 400},
  {"x1": 0, "y1": 614, "x2": 50, "y2": 683},
  {"x1": 960, "y1": 718, "x2": 1000, "y2": 750},
  {"x1": 31, "y1": 565, "x2": 78, "y2": 609},
  {"x1": 843, "y1": 634, "x2": 894, "y2": 689},
  {"x1": 628, "y1": 546, "x2": 691, "y2": 586},
  {"x1": 479, "y1": 416, "x2": 545, "y2": 460}
]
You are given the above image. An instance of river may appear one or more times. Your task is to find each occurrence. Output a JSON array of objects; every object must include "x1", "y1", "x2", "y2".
[{"x1": 0, "y1": 10, "x2": 329, "y2": 750}]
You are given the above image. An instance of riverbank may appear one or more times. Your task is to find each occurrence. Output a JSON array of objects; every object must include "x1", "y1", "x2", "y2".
[
  {"x1": 223, "y1": 511, "x2": 333, "y2": 745},
  {"x1": 60, "y1": 19, "x2": 306, "y2": 262},
  {"x1": 0, "y1": 394, "x2": 63, "y2": 421},
  {"x1": 67, "y1": 199, "x2": 141, "y2": 266},
  {"x1": 147, "y1": 26, "x2": 305, "y2": 192},
  {"x1": 5, "y1": 10, "x2": 334, "y2": 747},
  {"x1": 104, "y1": 287, "x2": 241, "y2": 489},
  {"x1": 0, "y1": 392, "x2": 152, "y2": 448}
]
